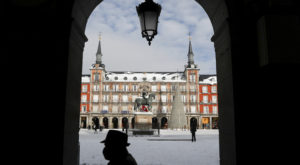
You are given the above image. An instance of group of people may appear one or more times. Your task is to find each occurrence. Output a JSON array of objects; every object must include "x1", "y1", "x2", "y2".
[{"x1": 100, "y1": 123, "x2": 198, "y2": 165}]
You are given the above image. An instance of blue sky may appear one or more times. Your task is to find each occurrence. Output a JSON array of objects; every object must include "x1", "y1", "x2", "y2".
[{"x1": 82, "y1": 0, "x2": 216, "y2": 74}]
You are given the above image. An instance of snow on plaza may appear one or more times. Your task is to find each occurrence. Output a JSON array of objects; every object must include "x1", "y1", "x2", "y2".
[{"x1": 80, "y1": 129, "x2": 220, "y2": 165}]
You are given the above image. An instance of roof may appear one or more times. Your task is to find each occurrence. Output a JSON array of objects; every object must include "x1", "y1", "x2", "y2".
[{"x1": 104, "y1": 71, "x2": 186, "y2": 82}]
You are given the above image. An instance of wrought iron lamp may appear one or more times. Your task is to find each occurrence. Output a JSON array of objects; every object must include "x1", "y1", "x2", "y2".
[{"x1": 136, "y1": 0, "x2": 161, "y2": 45}]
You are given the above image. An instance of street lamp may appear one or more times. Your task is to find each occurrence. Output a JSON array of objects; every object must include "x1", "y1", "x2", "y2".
[{"x1": 136, "y1": 0, "x2": 161, "y2": 46}]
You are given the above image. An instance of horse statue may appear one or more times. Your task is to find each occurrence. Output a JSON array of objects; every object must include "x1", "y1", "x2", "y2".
[{"x1": 134, "y1": 93, "x2": 155, "y2": 112}]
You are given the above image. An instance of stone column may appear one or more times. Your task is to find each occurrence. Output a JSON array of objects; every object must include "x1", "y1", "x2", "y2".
[{"x1": 108, "y1": 116, "x2": 113, "y2": 129}]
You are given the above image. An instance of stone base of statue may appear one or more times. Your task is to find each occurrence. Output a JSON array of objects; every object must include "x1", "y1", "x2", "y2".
[{"x1": 133, "y1": 111, "x2": 154, "y2": 135}]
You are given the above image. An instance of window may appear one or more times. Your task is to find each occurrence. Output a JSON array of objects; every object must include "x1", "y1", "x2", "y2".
[
  {"x1": 122, "y1": 106, "x2": 128, "y2": 111},
  {"x1": 184, "y1": 106, "x2": 187, "y2": 113},
  {"x1": 103, "y1": 105, "x2": 108, "y2": 111},
  {"x1": 82, "y1": 105, "x2": 87, "y2": 112},
  {"x1": 171, "y1": 85, "x2": 176, "y2": 91},
  {"x1": 122, "y1": 95, "x2": 128, "y2": 102},
  {"x1": 93, "y1": 95, "x2": 98, "y2": 102},
  {"x1": 180, "y1": 85, "x2": 186, "y2": 91},
  {"x1": 94, "y1": 73, "x2": 99, "y2": 82},
  {"x1": 212, "y1": 86, "x2": 217, "y2": 93},
  {"x1": 203, "y1": 95, "x2": 208, "y2": 103},
  {"x1": 103, "y1": 95, "x2": 109, "y2": 102},
  {"x1": 190, "y1": 85, "x2": 195, "y2": 92},
  {"x1": 161, "y1": 95, "x2": 167, "y2": 102},
  {"x1": 114, "y1": 76, "x2": 118, "y2": 80},
  {"x1": 151, "y1": 85, "x2": 157, "y2": 92},
  {"x1": 189, "y1": 74, "x2": 196, "y2": 82},
  {"x1": 93, "y1": 105, "x2": 98, "y2": 112},
  {"x1": 212, "y1": 95, "x2": 217, "y2": 103},
  {"x1": 113, "y1": 84, "x2": 119, "y2": 91},
  {"x1": 162, "y1": 77, "x2": 166, "y2": 80},
  {"x1": 191, "y1": 106, "x2": 196, "y2": 113},
  {"x1": 202, "y1": 86, "x2": 208, "y2": 93},
  {"x1": 93, "y1": 85, "x2": 99, "y2": 91},
  {"x1": 133, "y1": 77, "x2": 137, "y2": 81},
  {"x1": 132, "y1": 85, "x2": 137, "y2": 92},
  {"x1": 112, "y1": 106, "x2": 118, "y2": 113},
  {"x1": 143, "y1": 77, "x2": 147, "y2": 81},
  {"x1": 161, "y1": 85, "x2": 166, "y2": 91},
  {"x1": 213, "y1": 106, "x2": 218, "y2": 114},
  {"x1": 82, "y1": 85, "x2": 87, "y2": 92},
  {"x1": 203, "y1": 106, "x2": 209, "y2": 114},
  {"x1": 123, "y1": 85, "x2": 128, "y2": 92},
  {"x1": 132, "y1": 95, "x2": 138, "y2": 102},
  {"x1": 123, "y1": 77, "x2": 128, "y2": 80},
  {"x1": 104, "y1": 85, "x2": 109, "y2": 91},
  {"x1": 162, "y1": 106, "x2": 167, "y2": 113},
  {"x1": 81, "y1": 95, "x2": 87, "y2": 102},
  {"x1": 113, "y1": 95, "x2": 118, "y2": 102},
  {"x1": 152, "y1": 77, "x2": 156, "y2": 81},
  {"x1": 181, "y1": 95, "x2": 186, "y2": 102},
  {"x1": 191, "y1": 95, "x2": 196, "y2": 103}
]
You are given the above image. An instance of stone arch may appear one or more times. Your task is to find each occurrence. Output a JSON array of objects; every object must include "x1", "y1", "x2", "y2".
[
  {"x1": 161, "y1": 117, "x2": 168, "y2": 129},
  {"x1": 64, "y1": 0, "x2": 236, "y2": 165},
  {"x1": 112, "y1": 117, "x2": 118, "y2": 129},
  {"x1": 102, "y1": 117, "x2": 109, "y2": 128}
]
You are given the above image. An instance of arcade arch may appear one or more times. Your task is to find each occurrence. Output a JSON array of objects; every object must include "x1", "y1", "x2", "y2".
[{"x1": 64, "y1": 0, "x2": 236, "y2": 165}]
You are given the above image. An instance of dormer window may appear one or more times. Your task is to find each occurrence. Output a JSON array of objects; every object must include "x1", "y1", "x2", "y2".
[
  {"x1": 143, "y1": 77, "x2": 147, "y2": 81},
  {"x1": 162, "y1": 76, "x2": 166, "y2": 80},
  {"x1": 133, "y1": 77, "x2": 137, "y2": 81},
  {"x1": 152, "y1": 77, "x2": 156, "y2": 81},
  {"x1": 114, "y1": 76, "x2": 118, "y2": 80},
  {"x1": 124, "y1": 77, "x2": 128, "y2": 80}
]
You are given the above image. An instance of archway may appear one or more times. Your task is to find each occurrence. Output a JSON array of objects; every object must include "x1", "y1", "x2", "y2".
[
  {"x1": 64, "y1": 0, "x2": 236, "y2": 165},
  {"x1": 161, "y1": 117, "x2": 168, "y2": 129},
  {"x1": 131, "y1": 117, "x2": 135, "y2": 129},
  {"x1": 103, "y1": 117, "x2": 109, "y2": 128},
  {"x1": 122, "y1": 117, "x2": 128, "y2": 129},
  {"x1": 92, "y1": 117, "x2": 99, "y2": 129},
  {"x1": 112, "y1": 117, "x2": 118, "y2": 129},
  {"x1": 152, "y1": 117, "x2": 158, "y2": 129},
  {"x1": 80, "y1": 117, "x2": 87, "y2": 128}
]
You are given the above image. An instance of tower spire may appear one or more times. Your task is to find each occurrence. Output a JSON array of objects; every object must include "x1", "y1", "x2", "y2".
[
  {"x1": 96, "y1": 33, "x2": 103, "y2": 65},
  {"x1": 187, "y1": 33, "x2": 195, "y2": 67}
]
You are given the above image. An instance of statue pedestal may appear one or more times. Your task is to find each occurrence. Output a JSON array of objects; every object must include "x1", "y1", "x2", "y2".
[{"x1": 133, "y1": 112, "x2": 153, "y2": 135}]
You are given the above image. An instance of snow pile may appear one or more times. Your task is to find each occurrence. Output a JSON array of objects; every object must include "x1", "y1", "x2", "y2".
[{"x1": 79, "y1": 129, "x2": 220, "y2": 165}]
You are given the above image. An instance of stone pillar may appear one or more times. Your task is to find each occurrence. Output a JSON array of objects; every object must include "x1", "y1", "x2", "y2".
[
  {"x1": 209, "y1": 116, "x2": 212, "y2": 129},
  {"x1": 108, "y1": 116, "x2": 113, "y2": 129}
]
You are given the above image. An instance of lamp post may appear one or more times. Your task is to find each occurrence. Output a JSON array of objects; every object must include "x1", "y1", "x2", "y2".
[{"x1": 136, "y1": 0, "x2": 161, "y2": 46}]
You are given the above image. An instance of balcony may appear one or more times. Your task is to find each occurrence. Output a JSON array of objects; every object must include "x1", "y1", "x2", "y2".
[
  {"x1": 101, "y1": 110, "x2": 108, "y2": 114},
  {"x1": 121, "y1": 110, "x2": 129, "y2": 114}
]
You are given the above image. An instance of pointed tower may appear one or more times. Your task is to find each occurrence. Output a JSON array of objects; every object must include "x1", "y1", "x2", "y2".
[
  {"x1": 169, "y1": 83, "x2": 187, "y2": 129},
  {"x1": 96, "y1": 34, "x2": 103, "y2": 67},
  {"x1": 184, "y1": 34, "x2": 200, "y2": 118},
  {"x1": 187, "y1": 34, "x2": 195, "y2": 68}
]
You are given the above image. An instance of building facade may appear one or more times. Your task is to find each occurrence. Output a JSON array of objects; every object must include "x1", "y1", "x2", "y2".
[{"x1": 80, "y1": 37, "x2": 218, "y2": 129}]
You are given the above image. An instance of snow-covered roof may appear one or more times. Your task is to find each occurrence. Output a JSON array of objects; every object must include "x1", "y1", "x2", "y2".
[
  {"x1": 81, "y1": 75, "x2": 90, "y2": 83},
  {"x1": 199, "y1": 75, "x2": 217, "y2": 85},
  {"x1": 104, "y1": 72, "x2": 186, "y2": 82}
]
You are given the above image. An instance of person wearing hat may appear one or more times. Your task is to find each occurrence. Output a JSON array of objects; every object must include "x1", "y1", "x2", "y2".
[{"x1": 101, "y1": 130, "x2": 137, "y2": 165}]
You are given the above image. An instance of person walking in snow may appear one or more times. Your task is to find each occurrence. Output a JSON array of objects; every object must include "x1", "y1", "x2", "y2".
[
  {"x1": 190, "y1": 121, "x2": 197, "y2": 142},
  {"x1": 101, "y1": 130, "x2": 137, "y2": 165}
]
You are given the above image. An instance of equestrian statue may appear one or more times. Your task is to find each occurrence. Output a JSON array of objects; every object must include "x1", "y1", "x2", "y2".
[{"x1": 134, "y1": 91, "x2": 155, "y2": 112}]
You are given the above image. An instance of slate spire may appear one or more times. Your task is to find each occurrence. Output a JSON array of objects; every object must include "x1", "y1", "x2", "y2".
[
  {"x1": 96, "y1": 34, "x2": 103, "y2": 65},
  {"x1": 187, "y1": 33, "x2": 195, "y2": 67}
]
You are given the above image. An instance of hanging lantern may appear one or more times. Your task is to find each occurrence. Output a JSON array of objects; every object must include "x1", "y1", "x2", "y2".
[{"x1": 136, "y1": 0, "x2": 162, "y2": 46}]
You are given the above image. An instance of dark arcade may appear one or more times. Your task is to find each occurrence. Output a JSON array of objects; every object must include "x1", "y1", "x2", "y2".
[{"x1": 6, "y1": 0, "x2": 300, "y2": 165}]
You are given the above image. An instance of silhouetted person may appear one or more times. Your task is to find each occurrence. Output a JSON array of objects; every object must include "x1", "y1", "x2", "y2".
[
  {"x1": 191, "y1": 124, "x2": 197, "y2": 142},
  {"x1": 101, "y1": 130, "x2": 137, "y2": 165}
]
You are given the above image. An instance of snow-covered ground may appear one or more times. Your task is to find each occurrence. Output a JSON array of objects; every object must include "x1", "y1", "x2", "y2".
[{"x1": 80, "y1": 129, "x2": 220, "y2": 165}]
